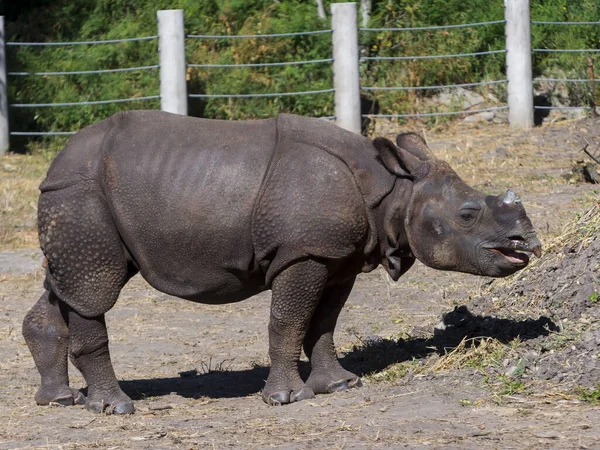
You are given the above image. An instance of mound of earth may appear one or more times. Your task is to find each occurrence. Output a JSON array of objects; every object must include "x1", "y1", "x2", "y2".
[{"x1": 436, "y1": 202, "x2": 600, "y2": 392}]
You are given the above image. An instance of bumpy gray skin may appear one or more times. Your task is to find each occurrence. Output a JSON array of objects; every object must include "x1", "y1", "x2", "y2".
[{"x1": 23, "y1": 111, "x2": 542, "y2": 414}]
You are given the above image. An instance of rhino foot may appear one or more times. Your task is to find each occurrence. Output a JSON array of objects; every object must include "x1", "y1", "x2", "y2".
[
  {"x1": 35, "y1": 385, "x2": 86, "y2": 406},
  {"x1": 306, "y1": 369, "x2": 362, "y2": 395},
  {"x1": 262, "y1": 386, "x2": 315, "y2": 406},
  {"x1": 85, "y1": 391, "x2": 134, "y2": 415}
]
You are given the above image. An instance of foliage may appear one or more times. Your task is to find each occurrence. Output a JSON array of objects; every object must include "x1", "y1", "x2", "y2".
[
  {"x1": 578, "y1": 383, "x2": 600, "y2": 404},
  {"x1": 3, "y1": 0, "x2": 600, "y2": 152}
]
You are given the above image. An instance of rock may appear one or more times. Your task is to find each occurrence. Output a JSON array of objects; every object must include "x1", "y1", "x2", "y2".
[
  {"x1": 534, "y1": 431, "x2": 562, "y2": 439},
  {"x1": 463, "y1": 112, "x2": 495, "y2": 123},
  {"x1": 433, "y1": 87, "x2": 484, "y2": 108},
  {"x1": 504, "y1": 358, "x2": 527, "y2": 377},
  {"x1": 486, "y1": 92, "x2": 500, "y2": 103},
  {"x1": 548, "y1": 108, "x2": 588, "y2": 122},
  {"x1": 492, "y1": 147, "x2": 509, "y2": 158}
]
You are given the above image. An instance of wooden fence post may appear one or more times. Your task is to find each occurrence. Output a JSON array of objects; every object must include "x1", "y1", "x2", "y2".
[
  {"x1": 0, "y1": 17, "x2": 9, "y2": 155},
  {"x1": 332, "y1": 3, "x2": 361, "y2": 134},
  {"x1": 158, "y1": 10, "x2": 188, "y2": 116},
  {"x1": 505, "y1": 0, "x2": 534, "y2": 129}
]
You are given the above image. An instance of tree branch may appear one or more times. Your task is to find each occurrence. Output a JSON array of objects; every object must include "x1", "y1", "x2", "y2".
[{"x1": 582, "y1": 142, "x2": 600, "y2": 165}]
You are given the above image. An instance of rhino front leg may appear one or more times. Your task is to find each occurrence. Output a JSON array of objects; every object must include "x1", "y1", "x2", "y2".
[
  {"x1": 67, "y1": 309, "x2": 134, "y2": 414},
  {"x1": 303, "y1": 278, "x2": 362, "y2": 394},
  {"x1": 22, "y1": 290, "x2": 85, "y2": 406},
  {"x1": 262, "y1": 259, "x2": 328, "y2": 406}
]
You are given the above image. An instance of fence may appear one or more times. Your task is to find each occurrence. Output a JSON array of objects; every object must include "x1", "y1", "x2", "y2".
[{"x1": 0, "y1": 0, "x2": 598, "y2": 155}]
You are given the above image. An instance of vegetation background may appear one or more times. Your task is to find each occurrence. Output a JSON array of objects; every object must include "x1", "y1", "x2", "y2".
[{"x1": 1, "y1": 0, "x2": 599, "y2": 152}]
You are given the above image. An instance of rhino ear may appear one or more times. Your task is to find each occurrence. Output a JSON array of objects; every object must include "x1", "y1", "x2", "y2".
[
  {"x1": 396, "y1": 132, "x2": 433, "y2": 161},
  {"x1": 373, "y1": 137, "x2": 429, "y2": 181}
]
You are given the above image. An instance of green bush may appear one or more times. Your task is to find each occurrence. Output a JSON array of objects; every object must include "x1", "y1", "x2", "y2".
[{"x1": 3, "y1": 0, "x2": 599, "y2": 152}]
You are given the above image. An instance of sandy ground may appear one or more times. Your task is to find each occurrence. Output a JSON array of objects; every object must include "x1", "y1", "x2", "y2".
[{"x1": 1, "y1": 117, "x2": 599, "y2": 449}]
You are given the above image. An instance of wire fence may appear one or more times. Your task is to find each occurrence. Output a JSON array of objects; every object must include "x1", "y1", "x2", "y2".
[
  {"x1": 359, "y1": 19, "x2": 508, "y2": 120},
  {"x1": 186, "y1": 29, "x2": 334, "y2": 104},
  {"x1": 6, "y1": 35, "x2": 160, "y2": 136},
  {"x1": 531, "y1": 20, "x2": 600, "y2": 114},
  {"x1": 5, "y1": 35, "x2": 158, "y2": 46},
  {"x1": 4, "y1": 13, "x2": 599, "y2": 138},
  {"x1": 186, "y1": 29, "x2": 332, "y2": 39}
]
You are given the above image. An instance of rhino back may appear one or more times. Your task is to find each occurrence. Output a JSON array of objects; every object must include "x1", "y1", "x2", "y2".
[
  {"x1": 100, "y1": 111, "x2": 277, "y2": 300},
  {"x1": 254, "y1": 115, "x2": 396, "y2": 284}
]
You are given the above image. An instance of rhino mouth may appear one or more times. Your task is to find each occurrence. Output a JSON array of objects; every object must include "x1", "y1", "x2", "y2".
[
  {"x1": 489, "y1": 238, "x2": 542, "y2": 267},
  {"x1": 490, "y1": 248, "x2": 531, "y2": 266}
]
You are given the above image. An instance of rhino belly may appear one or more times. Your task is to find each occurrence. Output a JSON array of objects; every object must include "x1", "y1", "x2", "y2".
[{"x1": 101, "y1": 113, "x2": 276, "y2": 303}]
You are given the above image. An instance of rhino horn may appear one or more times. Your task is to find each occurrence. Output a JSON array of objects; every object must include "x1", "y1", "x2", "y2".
[{"x1": 501, "y1": 189, "x2": 521, "y2": 205}]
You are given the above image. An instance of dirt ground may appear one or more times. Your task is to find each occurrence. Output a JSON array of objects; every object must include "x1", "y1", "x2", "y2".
[{"x1": 1, "y1": 117, "x2": 599, "y2": 449}]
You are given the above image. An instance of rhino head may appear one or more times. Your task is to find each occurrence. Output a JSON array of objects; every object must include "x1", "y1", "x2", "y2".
[{"x1": 373, "y1": 133, "x2": 542, "y2": 279}]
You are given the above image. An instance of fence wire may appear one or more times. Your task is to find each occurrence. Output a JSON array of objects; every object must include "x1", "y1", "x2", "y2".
[
  {"x1": 363, "y1": 79, "x2": 507, "y2": 92},
  {"x1": 187, "y1": 29, "x2": 332, "y2": 39},
  {"x1": 361, "y1": 49, "x2": 505, "y2": 62},
  {"x1": 534, "y1": 78, "x2": 589, "y2": 83},
  {"x1": 11, "y1": 95, "x2": 160, "y2": 108},
  {"x1": 363, "y1": 106, "x2": 508, "y2": 119},
  {"x1": 8, "y1": 65, "x2": 160, "y2": 76},
  {"x1": 189, "y1": 88, "x2": 334, "y2": 99},
  {"x1": 534, "y1": 106, "x2": 593, "y2": 110},
  {"x1": 10, "y1": 131, "x2": 77, "y2": 136},
  {"x1": 533, "y1": 48, "x2": 600, "y2": 53},
  {"x1": 188, "y1": 58, "x2": 333, "y2": 69},
  {"x1": 360, "y1": 19, "x2": 505, "y2": 32},
  {"x1": 6, "y1": 36, "x2": 158, "y2": 46},
  {"x1": 532, "y1": 21, "x2": 600, "y2": 25}
]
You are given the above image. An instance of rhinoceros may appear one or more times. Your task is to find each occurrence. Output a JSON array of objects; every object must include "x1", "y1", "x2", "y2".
[{"x1": 23, "y1": 111, "x2": 541, "y2": 414}]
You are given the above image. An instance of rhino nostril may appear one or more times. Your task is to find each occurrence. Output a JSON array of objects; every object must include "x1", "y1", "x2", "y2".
[{"x1": 507, "y1": 235, "x2": 525, "y2": 242}]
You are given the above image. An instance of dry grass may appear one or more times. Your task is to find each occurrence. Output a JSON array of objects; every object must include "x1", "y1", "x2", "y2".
[
  {"x1": 485, "y1": 196, "x2": 599, "y2": 298},
  {"x1": 0, "y1": 154, "x2": 49, "y2": 250},
  {"x1": 428, "y1": 337, "x2": 509, "y2": 373}
]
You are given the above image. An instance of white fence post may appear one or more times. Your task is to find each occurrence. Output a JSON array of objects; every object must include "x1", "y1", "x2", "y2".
[
  {"x1": 505, "y1": 0, "x2": 533, "y2": 130},
  {"x1": 157, "y1": 10, "x2": 187, "y2": 116},
  {"x1": 331, "y1": 3, "x2": 361, "y2": 134},
  {"x1": 0, "y1": 17, "x2": 9, "y2": 155}
]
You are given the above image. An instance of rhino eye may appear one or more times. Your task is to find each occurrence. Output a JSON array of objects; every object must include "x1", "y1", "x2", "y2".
[
  {"x1": 458, "y1": 204, "x2": 480, "y2": 223},
  {"x1": 459, "y1": 201, "x2": 480, "y2": 223}
]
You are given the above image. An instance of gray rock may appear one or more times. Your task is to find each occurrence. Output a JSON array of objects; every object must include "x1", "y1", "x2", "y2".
[
  {"x1": 433, "y1": 87, "x2": 485, "y2": 108},
  {"x1": 463, "y1": 111, "x2": 495, "y2": 123}
]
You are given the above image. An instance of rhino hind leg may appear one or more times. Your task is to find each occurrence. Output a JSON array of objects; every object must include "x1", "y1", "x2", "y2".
[
  {"x1": 262, "y1": 259, "x2": 330, "y2": 406},
  {"x1": 22, "y1": 290, "x2": 86, "y2": 406},
  {"x1": 67, "y1": 308, "x2": 134, "y2": 414},
  {"x1": 303, "y1": 279, "x2": 362, "y2": 394},
  {"x1": 31, "y1": 185, "x2": 133, "y2": 414}
]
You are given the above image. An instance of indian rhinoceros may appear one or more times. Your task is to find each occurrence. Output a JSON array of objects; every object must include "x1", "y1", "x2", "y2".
[{"x1": 23, "y1": 111, "x2": 542, "y2": 414}]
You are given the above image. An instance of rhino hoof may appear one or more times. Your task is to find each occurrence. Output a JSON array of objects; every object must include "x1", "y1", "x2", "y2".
[
  {"x1": 263, "y1": 386, "x2": 315, "y2": 406},
  {"x1": 109, "y1": 401, "x2": 135, "y2": 415},
  {"x1": 291, "y1": 386, "x2": 316, "y2": 403},
  {"x1": 264, "y1": 390, "x2": 290, "y2": 406},
  {"x1": 86, "y1": 399, "x2": 135, "y2": 415},
  {"x1": 327, "y1": 379, "x2": 349, "y2": 393},
  {"x1": 349, "y1": 376, "x2": 363, "y2": 389},
  {"x1": 327, "y1": 376, "x2": 363, "y2": 393},
  {"x1": 35, "y1": 386, "x2": 86, "y2": 407}
]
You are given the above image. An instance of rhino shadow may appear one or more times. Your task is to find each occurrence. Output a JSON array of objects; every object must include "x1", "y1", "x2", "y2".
[
  {"x1": 118, "y1": 366, "x2": 272, "y2": 401},
  {"x1": 340, "y1": 305, "x2": 559, "y2": 377},
  {"x1": 115, "y1": 306, "x2": 558, "y2": 400}
]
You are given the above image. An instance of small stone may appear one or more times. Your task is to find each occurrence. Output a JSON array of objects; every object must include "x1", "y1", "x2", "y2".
[
  {"x1": 534, "y1": 431, "x2": 561, "y2": 439},
  {"x1": 463, "y1": 111, "x2": 495, "y2": 123}
]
